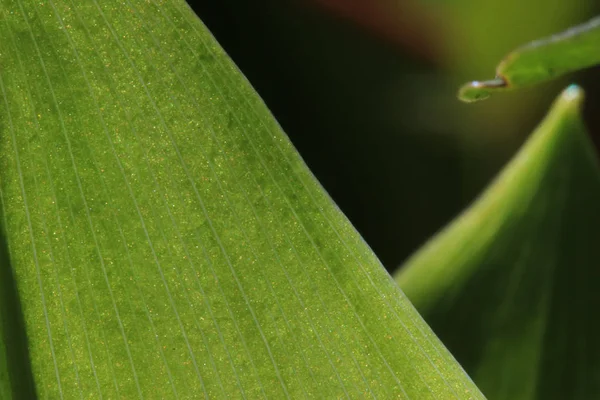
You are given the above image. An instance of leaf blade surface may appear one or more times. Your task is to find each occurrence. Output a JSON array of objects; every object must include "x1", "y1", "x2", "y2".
[{"x1": 0, "y1": 1, "x2": 485, "y2": 398}]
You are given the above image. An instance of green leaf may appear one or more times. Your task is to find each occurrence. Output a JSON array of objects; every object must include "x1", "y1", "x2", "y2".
[
  {"x1": 396, "y1": 85, "x2": 600, "y2": 399},
  {"x1": 458, "y1": 16, "x2": 600, "y2": 102},
  {"x1": 0, "y1": 0, "x2": 485, "y2": 398}
]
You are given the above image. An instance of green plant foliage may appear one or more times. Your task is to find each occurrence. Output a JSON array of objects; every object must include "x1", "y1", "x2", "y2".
[
  {"x1": 0, "y1": 0, "x2": 486, "y2": 398},
  {"x1": 396, "y1": 85, "x2": 600, "y2": 400},
  {"x1": 458, "y1": 15, "x2": 600, "y2": 102}
]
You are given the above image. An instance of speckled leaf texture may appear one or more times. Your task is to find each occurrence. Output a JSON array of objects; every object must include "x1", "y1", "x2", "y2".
[
  {"x1": 397, "y1": 86, "x2": 600, "y2": 400},
  {"x1": 0, "y1": 1, "x2": 485, "y2": 398}
]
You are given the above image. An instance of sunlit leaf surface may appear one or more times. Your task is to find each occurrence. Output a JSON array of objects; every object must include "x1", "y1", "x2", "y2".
[
  {"x1": 398, "y1": 85, "x2": 600, "y2": 400},
  {"x1": 0, "y1": 1, "x2": 485, "y2": 398}
]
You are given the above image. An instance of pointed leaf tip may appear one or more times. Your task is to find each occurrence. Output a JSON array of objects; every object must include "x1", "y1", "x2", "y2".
[
  {"x1": 541, "y1": 84, "x2": 585, "y2": 136},
  {"x1": 562, "y1": 83, "x2": 584, "y2": 103},
  {"x1": 458, "y1": 14, "x2": 600, "y2": 101},
  {"x1": 397, "y1": 84, "x2": 600, "y2": 400}
]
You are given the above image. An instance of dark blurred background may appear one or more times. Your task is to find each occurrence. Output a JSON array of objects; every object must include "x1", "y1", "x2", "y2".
[{"x1": 187, "y1": 0, "x2": 600, "y2": 272}]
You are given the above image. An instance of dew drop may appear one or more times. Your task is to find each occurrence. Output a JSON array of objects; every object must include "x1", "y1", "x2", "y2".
[{"x1": 458, "y1": 78, "x2": 507, "y2": 103}]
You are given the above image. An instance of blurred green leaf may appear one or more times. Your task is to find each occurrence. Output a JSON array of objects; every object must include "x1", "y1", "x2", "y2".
[
  {"x1": 459, "y1": 16, "x2": 600, "y2": 101},
  {"x1": 0, "y1": 0, "x2": 485, "y2": 398},
  {"x1": 396, "y1": 85, "x2": 600, "y2": 399}
]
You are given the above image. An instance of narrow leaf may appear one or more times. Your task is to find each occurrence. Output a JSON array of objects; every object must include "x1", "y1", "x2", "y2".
[
  {"x1": 0, "y1": 0, "x2": 484, "y2": 398},
  {"x1": 397, "y1": 85, "x2": 600, "y2": 399},
  {"x1": 458, "y1": 16, "x2": 600, "y2": 102}
]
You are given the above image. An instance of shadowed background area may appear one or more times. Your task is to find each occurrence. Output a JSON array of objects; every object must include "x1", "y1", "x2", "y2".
[
  {"x1": 0, "y1": 231, "x2": 37, "y2": 399},
  {"x1": 186, "y1": 0, "x2": 600, "y2": 270}
]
